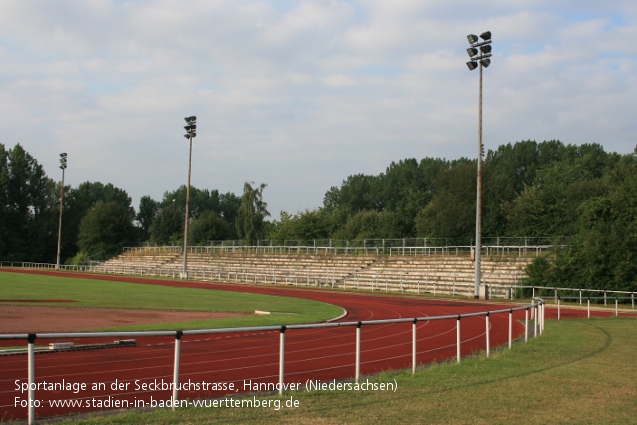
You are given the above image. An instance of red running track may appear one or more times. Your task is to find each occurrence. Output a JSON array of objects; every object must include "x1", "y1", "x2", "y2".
[{"x1": 0, "y1": 270, "x2": 629, "y2": 421}]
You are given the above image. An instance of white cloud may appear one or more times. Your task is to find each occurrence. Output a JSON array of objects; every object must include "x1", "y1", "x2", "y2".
[{"x1": 0, "y1": 0, "x2": 635, "y2": 217}]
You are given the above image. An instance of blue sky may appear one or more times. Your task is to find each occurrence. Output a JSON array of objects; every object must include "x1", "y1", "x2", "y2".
[{"x1": 1, "y1": 0, "x2": 635, "y2": 219}]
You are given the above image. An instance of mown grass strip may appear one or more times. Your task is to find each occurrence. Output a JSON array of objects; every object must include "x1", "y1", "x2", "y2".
[
  {"x1": 57, "y1": 318, "x2": 637, "y2": 425},
  {"x1": 0, "y1": 271, "x2": 342, "y2": 330}
]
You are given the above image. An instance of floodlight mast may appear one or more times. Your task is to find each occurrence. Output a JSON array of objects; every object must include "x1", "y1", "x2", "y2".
[
  {"x1": 56, "y1": 153, "x2": 68, "y2": 271},
  {"x1": 182, "y1": 116, "x2": 196, "y2": 279},
  {"x1": 466, "y1": 31, "x2": 492, "y2": 299}
]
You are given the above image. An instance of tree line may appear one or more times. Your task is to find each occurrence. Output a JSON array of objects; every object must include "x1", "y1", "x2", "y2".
[
  {"x1": 1, "y1": 140, "x2": 635, "y2": 292},
  {"x1": 269, "y1": 140, "x2": 636, "y2": 292},
  {"x1": 0, "y1": 144, "x2": 270, "y2": 263}
]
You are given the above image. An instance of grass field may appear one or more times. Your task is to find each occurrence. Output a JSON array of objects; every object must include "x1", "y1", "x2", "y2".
[
  {"x1": 55, "y1": 318, "x2": 637, "y2": 425},
  {"x1": 0, "y1": 271, "x2": 343, "y2": 331}
]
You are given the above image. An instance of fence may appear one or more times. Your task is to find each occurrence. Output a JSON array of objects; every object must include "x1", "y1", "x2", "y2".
[
  {"x1": 123, "y1": 243, "x2": 553, "y2": 257},
  {"x1": 1, "y1": 299, "x2": 545, "y2": 425},
  {"x1": 515, "y1": 286, "x2": 636, "y2": 308}
]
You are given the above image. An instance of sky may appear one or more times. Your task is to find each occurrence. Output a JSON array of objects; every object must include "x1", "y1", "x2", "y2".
[{"x1": 1, "y1": 0, "x2": 636, "y2": 220}]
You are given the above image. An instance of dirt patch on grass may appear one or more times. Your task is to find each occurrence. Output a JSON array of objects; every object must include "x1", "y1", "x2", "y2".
[{"x1": 0, "y1": 305, "x2": 249, "y2": 333}]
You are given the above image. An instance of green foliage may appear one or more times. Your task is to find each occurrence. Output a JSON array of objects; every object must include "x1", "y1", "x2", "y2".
[
  {"x1": 136, "y1": 195, "x2": 159, "y2": 240},
  {"x1": 336, "y1": 209, "x2": 406, "y2": 240},
  {"x1": 160, "y1": 185, "x2": 240, "y2": 224},
  {"x1": 188, "y1": 210, "x2": 233, "y2": 244},
  {"x1": 77, "y1": 200, "x2": 136, "y2": 260},
  {"x1": 150, "y1": 204, "x2": 183, "y2": 245},
  {"x1": 65, "y1": 251, "x2": 90, "y2": 266},
  {"x1": 522, "y1": 256, "x2": 552, "y2": 287},
  {"x1": 63, "y1": 181, "x2": 136, "y2": 259},
  {"x1": 269, "y1": 209, "x2": 331, "y2": 242},
  {"x1": 237, "y1": 182, "x2": 270, "y2": 245},
  {"x1": 415, "y1": 158, "x2": 476, "y2": 240},
  {"x1": 527, "y1": 154, "x2": 637, "y2": 291},
  {"x1": 3, "y1": 140, "x2": 637, "y2": 293},
  {"x1": 0, "y1": 143, "x2": 57, "y2": 262}
]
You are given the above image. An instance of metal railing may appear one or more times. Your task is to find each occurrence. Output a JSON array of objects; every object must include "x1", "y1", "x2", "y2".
[
  {"x1": 1, "y1": 299, "x2": 545, "y2": 425},
  {"x1": 124, "y1": 238, "x2": 560, "y2": 257},
  {"x1": 390, "y1": 245, "x2": 552, "y2": 257},
  {"x1": 516, "y1": 286, "x2": 636, "y2": 308}
]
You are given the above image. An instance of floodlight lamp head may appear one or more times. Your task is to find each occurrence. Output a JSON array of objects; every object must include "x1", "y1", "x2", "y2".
[
  {"x1": 184, "y1": 116, "x2": 196, "y2": 124},
  {"x1": 60, "y1": 153, "x2": 67, "y2": 158},
  {"x1": 184, "y1": 134, "x2": 190, "y2": 139},
  {"x1": 467, "y1": 34, "x2": 479, "y2": 44},
  {"x1": 480, "y1": 58, "x2": 491, "y2": 68},
  {"x1": 467, "y1": 47, "x2": 479, "y2": 58},
  {"x1": 184, "y1": 124, "x2": 196, "y2": 132},
  {"x1": 466, "y1": 61, "x2": 478, "y2": 71},
  {"x1": 480, "y1": 31, "x2": 492, "y2": 41},
  {"x1": 480, "y1": 45, "x2": 492, "y2": 55}
]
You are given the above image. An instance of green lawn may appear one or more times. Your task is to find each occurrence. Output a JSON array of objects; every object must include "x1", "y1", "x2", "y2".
[
  {"x1": 0, "y1": 271, "x2": 343, "y2": 331},
  {"x1": 56, "y1": 318, "x2": 637, "y2": 425}
]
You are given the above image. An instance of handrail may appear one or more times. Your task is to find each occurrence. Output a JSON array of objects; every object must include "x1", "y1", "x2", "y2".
[{"x1": 2, "y1": 298, "x2": 545, "y2": 425}]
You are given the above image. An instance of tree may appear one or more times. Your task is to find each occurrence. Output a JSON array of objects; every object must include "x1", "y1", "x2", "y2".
[
  {"x1": 150, "y1": 204, "x2": 183, "y2": 245},
  {"x1": 64, "y1": 181, "x2": 135, "y2": 259},
  {"x1": 269, "y1": 209, "x2": 331, "y2": 242},
  {"x1": 0, "y1": 144, "x2": 57, "y2": 262},
  {"x1": 415, "y1": 158, "x2": 476, "y2": 242},
  {"x1": 136, "y1": 195, "x2": 160, "y2": 241},
  {"x1": 189, "y1": 210, "x2": 233, "y2": 244},
  {"x1": 77, "y1": 201, "x2": 136, "y2": 260},
  {"x1": 159, "y1": 186, "x2": 241, "y2": 235},
  {"x1": 236, "y1": 182, "x2": 270, "y2": 245},
  {"x1": 334, "y1": 210, "x2": 404, "y2": 240}
]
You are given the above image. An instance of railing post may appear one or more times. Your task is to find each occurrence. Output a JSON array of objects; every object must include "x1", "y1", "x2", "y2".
[
  {"x1": 534, "y1": 305, "x2": 538, "y2": 337},
  {"x1": 28, "y1": 333, "x2": 36, "y2": 425},
  {"x1": 531, "y1": 299, "x2": 535, "y2": 320},
  {"x1": 279, "y1": 326, "x2": 286, "y2": 396},
  {"x1": 557, "y1": 297, "x2": 561, "y2": 320},
  {"x1": 172, "y1": 331, "x2": 182, "y2": 410},
  {"x1": 587, "y1": 297, "x2": 591, "y2": 319},
  {"x1": 524, "y1": 308, "x2": 529, "y2": 343},
  {"x1": 508, "y1": 310, "x2": 513, "y2": 350},
  {"x1": 355, "y1": 322, "x2": 362, "y2": 383},
  {"x1": 412, "y1": 319, "x2": 417, "y2": 374},
  {"x1": 456, "y1": 316, "x2": 461, "y2": 364},
  {"x1": 485, "y1": 313, "x2": 490, "y2": 357},
  {"x1": 615, "y1": 298, "x2": 618, "y2": 317}
]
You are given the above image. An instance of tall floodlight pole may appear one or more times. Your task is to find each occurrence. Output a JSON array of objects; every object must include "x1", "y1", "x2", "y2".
[
  {"x1": 55, "y1": 153, "x2": 68, "y2": 271},
  {"x1": 466, "y1": 31, "x2": 492, "y2": 299},
  {"x1": 182, "y1": 116, "x2": 197, "y2": 279}
]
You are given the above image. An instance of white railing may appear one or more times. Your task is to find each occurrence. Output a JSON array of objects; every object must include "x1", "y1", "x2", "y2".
[
  {"x1": 1, "y1": 300, "x2": 545, "y2": 425},
  {"x1": 120, "y1": 244, "x2": 553, "y2": 257},
  {"x1": 389, "y1": 245, "x2": 552, "y2": 257}
]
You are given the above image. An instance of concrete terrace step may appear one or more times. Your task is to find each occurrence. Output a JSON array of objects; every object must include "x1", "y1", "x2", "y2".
[{"x1": 98, "y1": 251, "x2": 532, "y2": 298}]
